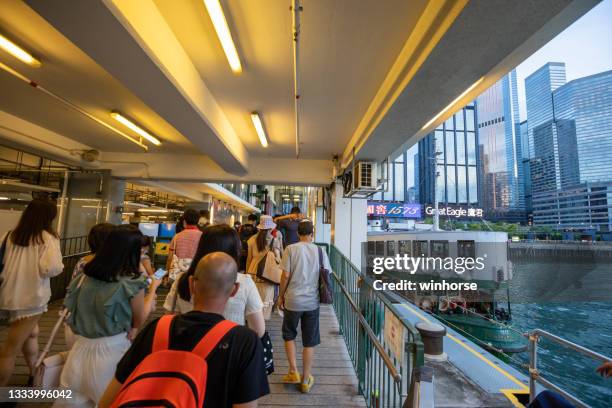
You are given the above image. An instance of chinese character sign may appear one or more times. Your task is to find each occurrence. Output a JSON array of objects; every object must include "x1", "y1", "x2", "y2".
[{"x1": 367, "y1": 202, "x2": 422, "y2": 219}]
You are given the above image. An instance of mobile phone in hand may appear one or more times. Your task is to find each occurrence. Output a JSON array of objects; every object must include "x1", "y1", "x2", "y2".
[{"x1": 153, "y1": 268, "x2": 166, "y2": 280}]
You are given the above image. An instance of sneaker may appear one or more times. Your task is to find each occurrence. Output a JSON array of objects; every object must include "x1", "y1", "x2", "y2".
[
  {"x1": 282, "y1": 371, "x2": 301, "y2": 384},
  {"x1": 299, "y1": 375, "x2": 315, "y2": 393}
]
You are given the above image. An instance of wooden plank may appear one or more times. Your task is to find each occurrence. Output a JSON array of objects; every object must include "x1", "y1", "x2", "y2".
[{"x1": 1, "y1": 297, "x2": 365, "y2": 408}]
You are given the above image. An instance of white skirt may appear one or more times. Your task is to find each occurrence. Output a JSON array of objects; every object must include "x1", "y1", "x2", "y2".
[
  {"x1": 255, "y1": 280, "x2": 277, "y2": 320},
  {"x1": 54, "y1": 332, "x2": 130, "y2": 407}
]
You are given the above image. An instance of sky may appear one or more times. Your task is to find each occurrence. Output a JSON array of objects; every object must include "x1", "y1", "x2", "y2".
[{"x1": 515, "y1": 0, "x2": 612, "y2": 119}]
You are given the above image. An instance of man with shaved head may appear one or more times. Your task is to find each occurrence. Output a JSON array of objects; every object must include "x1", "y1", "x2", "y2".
[{"x1": 100, "y1": 252, "x2": 270, "y2": 408}]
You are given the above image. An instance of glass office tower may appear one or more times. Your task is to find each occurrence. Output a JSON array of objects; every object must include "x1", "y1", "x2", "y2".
[
  {"x1": 520, "y1": 121, "x2": 532, "y2": 212},
  {"x1": 418, "y1": 103, "x2": 480, "y2": 206},
  {"x1": 526, "y1": 67, "x2": 612, "y2": 230},
  {"x1": 476, "y1": 70, "x2": 524, "y2": 216}
]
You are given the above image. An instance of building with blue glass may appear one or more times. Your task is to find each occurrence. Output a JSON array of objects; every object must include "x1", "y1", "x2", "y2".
[
  {"x1": 526, "y1": 66, "x2": 612, "y2": 230},
  {"x1": 417, "y1": 103, "x2": 480, "y2": 206},
  {"x1": 475, "y1": 70, "x2": 526, "y2": 221}
]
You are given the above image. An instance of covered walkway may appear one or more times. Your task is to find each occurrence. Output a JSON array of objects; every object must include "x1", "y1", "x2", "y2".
[{"x1": 1, "y1": 292, "x2": 364, "y2": 408}]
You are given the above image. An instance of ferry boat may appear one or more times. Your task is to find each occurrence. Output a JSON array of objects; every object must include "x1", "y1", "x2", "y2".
[{"x1": 365, "y1": 230, "x2": 527, "y2": 353}]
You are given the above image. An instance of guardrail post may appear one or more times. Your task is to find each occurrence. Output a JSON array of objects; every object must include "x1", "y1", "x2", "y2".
[{"x1": 528, "y1": 332, "x2": 538, "y2": 403}]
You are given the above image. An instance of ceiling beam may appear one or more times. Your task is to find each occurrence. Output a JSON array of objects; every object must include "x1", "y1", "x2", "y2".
[{"x1": 26, "y1": 0, "x2": 249, "y2": 175}]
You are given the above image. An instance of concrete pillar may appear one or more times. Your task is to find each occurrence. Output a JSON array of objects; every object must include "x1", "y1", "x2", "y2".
[
  {"x1": 330, "y1": 181, "x2": 367, "y2": 269},
  {"x1": 314, "y1": 206, "x2": 331, "y2": 244}
]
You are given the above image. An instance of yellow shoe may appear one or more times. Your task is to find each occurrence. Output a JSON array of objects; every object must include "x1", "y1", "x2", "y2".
[
  {"x1": 282, "y1": 371, "x2": 301, "y2": 384},
  {"x1": 298, "y1": 375, "x2": 315, "y2": 393}
]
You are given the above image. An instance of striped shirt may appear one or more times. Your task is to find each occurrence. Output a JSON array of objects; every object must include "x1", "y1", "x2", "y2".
[{"x1": 169, "y1": 227, "x2": 202, "y2": 259}]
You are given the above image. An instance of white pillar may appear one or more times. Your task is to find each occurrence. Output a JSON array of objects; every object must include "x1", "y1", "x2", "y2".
[{"x1": 330, "y1": 181, "x2": 367, "y2": 269}]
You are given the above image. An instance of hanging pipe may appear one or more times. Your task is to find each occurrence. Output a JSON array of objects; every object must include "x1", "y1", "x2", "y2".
[{"x1": 291, "y1": 0, "x2": 302, "y2": 158}]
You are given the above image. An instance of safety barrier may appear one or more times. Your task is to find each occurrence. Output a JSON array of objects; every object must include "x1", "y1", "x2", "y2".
[
  {"x1": 318, "y1": 243, "x2": 425, "y2": 407},
  {"x1": 50, "y1": 235, "x2": 90, "y2": 301},
  {"x1": 528, "y1": 328, "x2": 611, "y2": 408}
]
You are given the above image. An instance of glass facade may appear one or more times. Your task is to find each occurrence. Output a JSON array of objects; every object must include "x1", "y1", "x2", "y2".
[
  {"x1": 520, "y1": 121, "x2": 532, "y2": 211},
  {"x1": 476, "y1": 70, "x2": 524, "y2": 213},
  {"x1": 417, "y1": 103, "x2": 480, "y2": 205},
  {"x1": 526, "y1": 65, "x2": 612, "y2": 230}
]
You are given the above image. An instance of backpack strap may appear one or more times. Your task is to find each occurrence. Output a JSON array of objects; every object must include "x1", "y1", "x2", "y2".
[
  {"x1": 192, "y1": 320, "x2": 237, "y2": 359},
  {"x1": 152, "y1": 315, "x2": 175, "y2": 352}
]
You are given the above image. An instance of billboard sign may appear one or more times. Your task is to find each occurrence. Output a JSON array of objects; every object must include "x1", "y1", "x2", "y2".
[{"x1": 367, "y1": 202, "x2": 421, "y2": 218}]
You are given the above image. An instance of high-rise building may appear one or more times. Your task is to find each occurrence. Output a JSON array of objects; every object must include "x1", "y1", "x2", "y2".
[
  {"x1": 526, "y1": 66, "x2": 612, "y2": 231},
  {"x1": 519, "y1": 121, "x2": 532, "y2": 212},
  {"x1": 476, "y1": 70, "x2": 525, "y2": 218},
  {"x1": 418, "y1": 103, "x2": 480, "y2": 206}
]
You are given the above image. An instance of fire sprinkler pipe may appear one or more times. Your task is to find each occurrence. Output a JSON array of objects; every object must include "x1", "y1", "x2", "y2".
[{"x1": 292, "y1": 0, "x2": 302, "y2": 158}]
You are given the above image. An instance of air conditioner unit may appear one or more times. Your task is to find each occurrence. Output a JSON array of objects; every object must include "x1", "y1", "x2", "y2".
[{"x1": 344, "y1": 161, "x2": 379, "y2": 197}]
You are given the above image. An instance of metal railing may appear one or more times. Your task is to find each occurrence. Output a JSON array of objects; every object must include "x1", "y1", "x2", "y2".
[
  {"x1": 319, "y1": 243, "x2": 424, "y2": 407},
  {"x1": 50, "y1": 235, "x2": 90, "y2": 301},
  {"x1": 528, "y1": 328, "x2": 611, "y2": 408}
]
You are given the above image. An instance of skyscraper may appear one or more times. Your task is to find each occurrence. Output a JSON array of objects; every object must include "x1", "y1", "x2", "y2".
[
  {"x1": 519, "y1": 121, "x2": 532, "y2": 212},
  {"x1": 526, "y1": 66, "x2": 612, "y2": 231},
  {"x1": 418, "y1": 103, "x2": 480, "y2": 206},
  {"x1": 476, "y1": 70, "x2": 525, "y2": 218}
]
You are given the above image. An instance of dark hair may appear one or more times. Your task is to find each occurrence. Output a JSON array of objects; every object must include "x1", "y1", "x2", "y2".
[
  {"x1": 183, "y1": 208, "x2": 199, "y2": 225},
  {"x1": 11, "y1": 199, "x2": 58, "y2": 246},
  {"x1": 87, "y1": 223, "x2": 114, "y2": 253},
  {"x1": 234, "y1": 221, "x2": 241, "y2": 226},
  {"x1": 83, "y1": 224, "x2": 143, "y2": 282},
  {"x1": 199, "y1": 210, "x2": 210, "y2": 218},
  {"x1": 255, "y1": 229, "x2": 270, "y2": 252},
  {"x1": 290, "y1": 206, "x2": 301, "y2": 214},
  {"x1": 177, "y1": 224, "x2": 242, "y2": 301},
  {"x1": 298, "y1": 220, "x2": 314, "y2": 236},
  {"x1": 175, "y1": 215, "x2": 185, "y2": 233},
  {"x1": 247, "y1": 213, "x2": 258, "y2": 222}
]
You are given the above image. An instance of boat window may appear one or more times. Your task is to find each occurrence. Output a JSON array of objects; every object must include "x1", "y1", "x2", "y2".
[
  {"x1": 398, "y1": 240, "x2": 411, "y2": 255},
  {"x1": 458, "y1": 240, "x2": 475, "y2": 258},
  {"x1": 387, "y1": 241, "x2": 396, "y2": 256},
  {"x1": 413, "y1": 240, "x2": 428, "y2": 257},
  {"x1": 375, "y1": 241, "x2": 385, "y2": 256},
  {"x1": 430, "y1": 240, "x2": 449, "y2": 257}
]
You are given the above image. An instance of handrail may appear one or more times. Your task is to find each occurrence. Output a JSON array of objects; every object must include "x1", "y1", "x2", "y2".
[
  {"x1": 331, "y1": 268, "x2": 402, "y2": 383},
  {"x1": 528, "y1": 328, "x2": 611, "y2": 408},
  {"x1": 319, "y1": 242, "x2": 425, "y2": 407}
]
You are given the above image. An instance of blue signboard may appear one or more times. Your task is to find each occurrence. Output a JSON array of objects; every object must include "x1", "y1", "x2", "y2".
[{"x1": 367, "y1": 202, "x2": 421, "y2": 218}]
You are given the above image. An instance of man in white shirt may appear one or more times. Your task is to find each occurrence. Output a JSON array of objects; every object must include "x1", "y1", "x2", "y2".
[{"x1": 278, "y1": 220, "x2": 331, "y2": 394}]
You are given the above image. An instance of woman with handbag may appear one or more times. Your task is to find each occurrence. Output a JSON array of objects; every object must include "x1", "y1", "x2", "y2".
[
  {"x1": 0, "y1": 199, "x2": 64, "y2": 387},
  {"x1": 246, "y1": 215, "x2": 283, "y2": 320},
  {"x1": 56, "y1": 225, "x2": 160, "y2": 407}
]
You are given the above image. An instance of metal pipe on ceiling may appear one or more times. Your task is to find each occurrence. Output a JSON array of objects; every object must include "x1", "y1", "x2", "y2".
[{"x1": 291, "y1": 0, "x2": 302, "y2": 158}]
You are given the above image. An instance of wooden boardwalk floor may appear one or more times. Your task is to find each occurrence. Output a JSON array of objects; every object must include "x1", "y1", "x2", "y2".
[{"x1": 2, "y1": 296, "x2": 365, "y2": 407}]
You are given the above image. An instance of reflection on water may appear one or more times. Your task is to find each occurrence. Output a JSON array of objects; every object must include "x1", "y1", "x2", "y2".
[{"x1": 510, "y1": 260, "x2": 612, "y2": 408}]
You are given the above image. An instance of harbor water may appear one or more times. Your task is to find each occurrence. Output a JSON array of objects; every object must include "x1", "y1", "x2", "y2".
[{"x1": 509, "y1": 258, "x2": 612, "y2": 408}]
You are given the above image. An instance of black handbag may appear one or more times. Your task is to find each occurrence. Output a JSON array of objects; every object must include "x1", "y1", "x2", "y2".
[
  {"x1": 261, "y1": 331, "x2": 274, "y2": 375},
  {"x1": 317, "y1": 246, "x2": 333, "y2": 304}
]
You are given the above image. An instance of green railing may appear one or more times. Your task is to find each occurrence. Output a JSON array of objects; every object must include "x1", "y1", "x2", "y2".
[{"x1": 318, "y1": 243, "x2": 424, "y2": 407}]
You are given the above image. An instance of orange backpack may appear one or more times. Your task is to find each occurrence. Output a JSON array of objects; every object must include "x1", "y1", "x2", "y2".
[{"x1": 111, "y1": 315, "x2": 237, "y2": 408}]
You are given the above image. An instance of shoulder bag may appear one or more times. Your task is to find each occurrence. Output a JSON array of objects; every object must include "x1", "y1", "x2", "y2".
[
  {"x1": 317, "y1": 246, "x2": 333, "y2": 304},
  {"x1": 256, "y1": 240, "x2": 282, "y2": 284}
]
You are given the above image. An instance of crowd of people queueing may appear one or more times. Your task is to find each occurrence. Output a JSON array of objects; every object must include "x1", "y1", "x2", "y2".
[{"x1": 0, "y1": 199, "x2": 331, "y2": 407}]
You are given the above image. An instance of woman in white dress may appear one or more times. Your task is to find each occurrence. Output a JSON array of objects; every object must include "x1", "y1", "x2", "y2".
[
  {"x1": 164, "y1": 224, "x2": 265, "y2": 336},
  {"x1": 246, "y1": 215, "x2": 282, "y2": 320}
]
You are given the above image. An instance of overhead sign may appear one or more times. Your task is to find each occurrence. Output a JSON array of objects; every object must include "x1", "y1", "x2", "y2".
[
  {"x1": 424, "y1": 204, "x2": 483, "y2": 218},
  {"x1": 384, "y1": 306, "x2": 405, "y2": 362},
  {"x1": 367, "y1": 202, "x2": 421, "y2": 218}
]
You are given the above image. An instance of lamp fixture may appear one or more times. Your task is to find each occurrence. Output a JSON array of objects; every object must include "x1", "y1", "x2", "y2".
[
  {"x1": 421, "y1": 77, "x2": 484, "y2": 131},
  {"x1": 203, "y1": 0, "x2": 242, "y2": 74},
  {"x1": 250, "y1": 112, "x2": 268, "y2": 148},
  {"x1": 0, "y1": 34, "x2": 41, "y2": 67},
  {"x1": 110, "y1": 111, "x2": 161, "y2": 146}
]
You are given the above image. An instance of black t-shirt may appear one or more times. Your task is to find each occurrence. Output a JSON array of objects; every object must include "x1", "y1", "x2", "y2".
[
  {"x1": 115, "y1": 311, "x2": 270, "y2": 407},
  {"x1": 277, "y1": 218, "x2": 300, "y2": 247}
]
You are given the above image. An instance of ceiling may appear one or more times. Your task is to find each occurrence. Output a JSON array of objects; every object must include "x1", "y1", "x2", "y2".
[
  {"x1": 155, "y1": 0, "x2": 429, "y2": 158},
  {"x1": 0, "y1": 0, "x2": 195, "y2": 154},
  {"x1": 0, "y1": 0, "x2": 601, "y2": 186}
]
